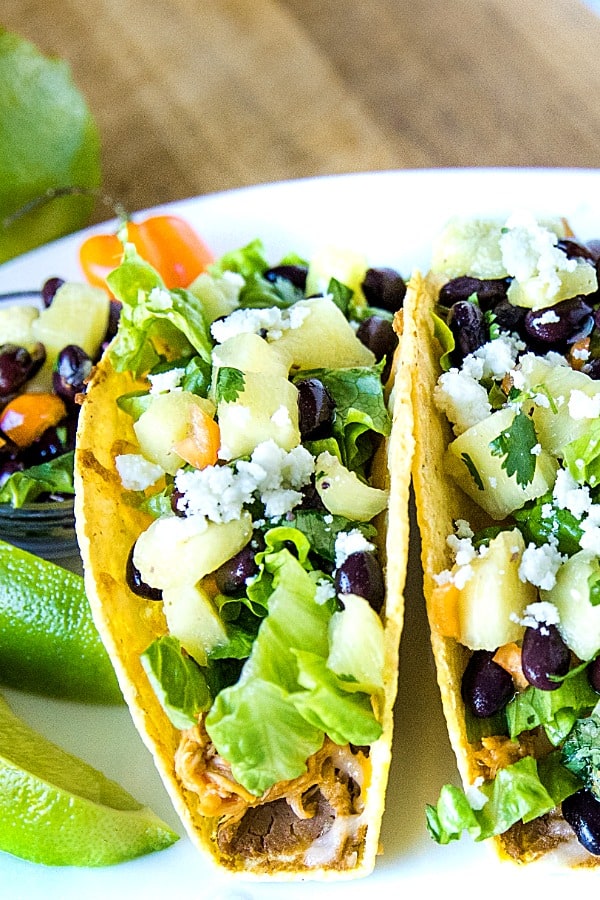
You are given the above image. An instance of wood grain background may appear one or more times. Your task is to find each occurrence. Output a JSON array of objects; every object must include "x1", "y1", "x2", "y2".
[{"x1": 4, "y1": 0, "x2": 600, "y2": 220}]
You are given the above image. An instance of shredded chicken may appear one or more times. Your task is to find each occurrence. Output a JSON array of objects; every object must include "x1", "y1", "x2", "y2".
[{"x1": 472, "y1": 733, "x2": 538, "y2": 780}]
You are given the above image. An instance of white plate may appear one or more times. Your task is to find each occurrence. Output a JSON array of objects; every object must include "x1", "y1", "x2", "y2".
[{"x1": 1, "y1": 168, "x2": 600, "y2": 898}]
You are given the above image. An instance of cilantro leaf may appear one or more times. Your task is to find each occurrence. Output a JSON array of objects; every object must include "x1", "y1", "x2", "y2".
[
  {"x1": 562, "y1": 705, "x2": 600, "y2": 798},
  {"x1": 489, "y1": 409, "x2": 537, "y2": 488},
  {"x1": 215, "y1": 366, "x2": 245, "y2": 403}
]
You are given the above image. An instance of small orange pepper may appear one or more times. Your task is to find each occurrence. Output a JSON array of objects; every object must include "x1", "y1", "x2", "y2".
[
  {"x1": 493, "y1": 642, "x2": 528, "y2": 690},
  {"x1": 0, "y1": 393, "x2": 67, "y2": 448},
  {"x1": 79, "y1": 215, "x2": 214, "y2": 290},
  {"x1": 173, "y1": 407, "x2": 220, "y2": 470}
]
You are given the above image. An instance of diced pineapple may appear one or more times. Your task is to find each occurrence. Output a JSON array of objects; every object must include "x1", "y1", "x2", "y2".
[
  {"x1": 134, "y1": 390, "x2": 216, "y2": 475},
  {"x1": 271, "y1": 297, "x2": 375, "y2": 370},
  {"x1": 521, "y1": 355, "x2": 600, "y2": 457},
  {"x1": 327, "y1": 593, "x2": 385, "y2": 694},
  {"x1": 211, "y1": 332, "x2": 290, "y2": 381},
  {"x1": 445, "y1": 407, "x2": 558, "y2": 520},
  {"x1": 187, "y1": 271, "x2": 241, "y2": 324},
  {"x1": 455, "y1": 529, "x2": 534, "y2": 650},
  {"x1": 542, "y1": 550, "x2": 600, "y2": 661},
  {"x1": 0, "y1": 305, "x2": 39, "y2": 348},
  {"x1": 315, "y1": 451, "x2": 388, "y2": 521},
  {"x1": 305, "y1": 246, "x2": 368, "y2": 307},
  {"x1": 217, "y1": 372, "x2": 300, "y2": 459},
  {"x1": 162, "y1": 582, "x2": 228, "y2": 666},
  {"x1": 31, "y1": 282, "x2": 109, "y2": 362},
  {"x1": 430, "y1": 217, "x2": 509, "y2": 279},
  {"x1": 133, "y1": 510, "x2": 253, "y2": 590},
  {"x1": 507, "y1": 259, "x2": 597, "y2": 310}
]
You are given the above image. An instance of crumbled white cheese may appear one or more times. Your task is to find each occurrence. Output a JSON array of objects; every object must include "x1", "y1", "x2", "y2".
[
  {"x1": 455, "y1": 519, "x2": 474, "y2": 539},
  {"x1": 147, "y1": 286, "x2": 173, "y2": 310},
  {"x1": 314, "y1": 578, "x2": 336, "y2": 605},
  {"x1": 433, "y1": 367, "x2": 491, "y2": 435},
  {"x1": 499, "y1": 211, "x2": 576, "y2": 307},
  {"x1": 572, "y1": 346, "x2": 591, "y2": 361},
  {"x1": 334, "y1": 529, "x2": 375, "y2": 567},
  {"x1": 115, "y1": 454, "x2": 164, "y2": 491},
  {"x1": 472, "y1": 333, "x2": 525, "y2": 380},
  {"x1": 446, "y1": 534, "x2": 477, "y2": 568},
  {"x1": 518, "y1": 539, "x2": 566, "y2": 591},
  {"x1": 553, "y1": 467, "x2": 593, "y2": 518},
  {"x1": 536, "y1": 309, "x2": 560, "y2": 325},
  {"x1": 175, "y1": 439, "x2": 315, "y2": 523},
  {"x1": 210, "y1": 303, "x2": 310, "y2": 343},
  {"x1": 270, "y1": 405, "x2": 292, "y2": 428},
  {"x1": 531, "y1": 443, "x2": 542, "y2": 456},
  {"x1": 568, "y1": 389, "x2": 600, "y2": 420},
  {"x1": 148, "y1": 367, "x2": 185, "y2": 394},
  {"x1": 512, "y1": 600, "x2": 560, "y2": 635}
]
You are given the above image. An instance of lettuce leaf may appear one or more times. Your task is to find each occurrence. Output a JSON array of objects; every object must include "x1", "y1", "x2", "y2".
[
  {"x1": 426, "y1": 754, "x2": 580, "y2": 845},
  {"x1": 140, "y1": 636, "x2": 212, "y2": 730},
  {"x1": 205, "y1": 548, "x2": 381, "y2": 795},
  {"x1": 0, "y1": 451, "x2": 74, "y2": 506},
  {"x1": 294, "y1": 364, "x2": 391, "y2": 473},
  {"x1": 506, "y1": 669, "x2": 598, "y2": 746},
  {"x1": 107, "y1": 243, "x2": 212, "y2": 377}
]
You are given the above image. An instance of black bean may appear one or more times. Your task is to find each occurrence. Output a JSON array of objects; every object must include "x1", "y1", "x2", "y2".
[
  {"x1": 214, "y1": 542, "x2": 259, "y2": 595},
  {"x1": 523, "y1": 297, "x2": 594, "y2": 347},
  {"x1": 557, "y1": 238, "x2": 598, "y2": 262},
  {"x1": 21, "y1": 426, "x2": 66, "y2": 467},
  {"x1": 521, "y1": 624, "x2": 570, "y2": 691},
  {"x1": 264, "y1": 264, "x2": 308, "y2": 291},
  {"x1": 355, "y1": 316, "x2": 398, "y2": 373},
  {"x1": 125, "y1": 545, "x2": 162, "y2": 601},
  {"x1": 41, "y1": 277, "x2": 64, "y2": 308},
  {"x1": 0, "y1": 342, "x2": 46, "y2": 397},
  {"x1": 461, "y1": 650, "x2": 514, "y2": 718},
  {"x1": 170, "y1": 486, "x2": 187, "y2": 516},
  {"x1": 52, "y1": 345, "x2": 93, "y2": 403},
  {"x1": 440, "y1": 276, "x2": 509, "y2": 310},
  {"x1": 582, "y1": 357, "x2": 600, "y2": 380},
  {"x1": 562, "y1": 789, "x2": 600, "y2": 855},
  {"x1": 103, "y1": 300, "x2": 122, "y2": 347},
  {"x1": 0, "y1": 457, "x2": 24, "y2": 487},
  {"x1": 447, "y1": 300, "x2": 488, "y2": 362},
  {"x1": 297, "y1": 478, "x2": 327, "y2": 511},
  {"x1": 588, "y1": 656, "x2": 600, "y2": 693},
  {"x1": 361, "y1": 267, "x2": 406, "y2": 313},
  {"x1": 491, "y1": 298, "x2": 526, "y2": 334},
  {"x1": 296, "y1": 378, "x2": 335, "y2": 438},
  {"x1": 334, "y1": 550, "x2": 385, "y2": 613}
]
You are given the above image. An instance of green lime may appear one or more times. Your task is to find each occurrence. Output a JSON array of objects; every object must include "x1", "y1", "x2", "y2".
[
  {"x1": 0, "y1": 28, "x2": 101, "y2": 263},
  {"x1": 0, "y1": 540, "x2": 122, "y2": 704},
  {"x1": 0, "y1": 691, "x2": 178, "y2": 865}
]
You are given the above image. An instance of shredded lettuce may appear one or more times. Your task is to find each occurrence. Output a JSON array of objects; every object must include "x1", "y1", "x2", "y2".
[
  {"x1": 205, "y1": 548, "x2": 381, "y2": 795},
  {"x1": 0, "y1": 451, "x2": 75, "y2": 506},
  {"x1": 426, "y1": 754, "x2": 581, "y2": 845},
  {"x1": 293, "y1": 364, "x2": 391, "y2": 473},
  {"x1": 564, "y1": 420, "x2": 600, "y2": 489},
  {"x1": 506, "y1": 669, "x2": 598, "y2": 746},
  {"x1": 140, "y1": 636, "x2": 212, "y2": 730},
  {"x1": 107, "y1": 243, "x2": 213, "y2": 377}
]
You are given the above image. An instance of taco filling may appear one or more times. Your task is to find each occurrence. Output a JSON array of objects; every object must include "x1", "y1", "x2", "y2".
[
  {"x1": 75, "y1": 231, "x2": 412, "y2": 876},
  {"x1": 410, "y1": 211, "x2": 600, "y2": 865}
]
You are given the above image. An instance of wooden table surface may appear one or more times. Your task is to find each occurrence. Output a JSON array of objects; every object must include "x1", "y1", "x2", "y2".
[{"x1": 5, "y1": 0, "x2": 600, "y2": 222}]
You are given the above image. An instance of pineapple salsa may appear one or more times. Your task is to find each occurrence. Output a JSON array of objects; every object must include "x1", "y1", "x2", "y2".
[
  {"x1": 103, "y1": 236, "x2": 405, "y2": 801},
  {"x1": 426, "y1": 212, "x2": 600, "y2": 856}
]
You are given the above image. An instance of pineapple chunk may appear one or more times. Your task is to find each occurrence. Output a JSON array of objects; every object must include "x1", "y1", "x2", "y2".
[
  {"x1": 507, "y1": 259, "x2": 597, "y2": 310},
  {"x1": 0, "y1": 305, "x2": 39, "y2": 348},
  {"x1": 445, "y1": 407, "x2": 558, "y2": 520},
  {"x1": 522, "y1": 355, "x2": 600, "y2": 457},
  {"x1": 315, "y1": 451, "x2": 388, "y2": 521},
  {"x1": 271, "y1": 297, "x2": 375, "y2": 370},
  {"x1": 211, "y1": 332, "x2": 289, "y2": 380},
  {"x1": 456, "y1": 529, "x2": 534, "y2": 651},
  {"x1": 541, "y1": 551, "x2": 600, "y2": 661},
  {"x1": 217, "y1": 372, "x2": 299, "y2": 460},
  {"x1": 162, "y1": 582, "x2": 228, "y2": 666},
  {"x1": 305, "y1": 246, "x2": 368, "y2": 306},
  {"x1": 134, "y1": 390, "x2": 216, "y2": 475},
  {"x1": 133, "y1": 511, "x2": 253, "y2": 591}
]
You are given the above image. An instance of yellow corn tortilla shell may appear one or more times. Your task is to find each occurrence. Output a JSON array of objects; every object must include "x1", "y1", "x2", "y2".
[
  {"x1": 406, "y1": 272, "x2": 600, "y2": 867},
  {"x1": 73, "y1": 326, "x2": 413, "y2": 879}
]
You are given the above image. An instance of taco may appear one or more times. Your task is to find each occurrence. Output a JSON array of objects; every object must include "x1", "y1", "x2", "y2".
[
  {"x1": 74, "y1": 235, "x2": 413, "y2": 877},
  {"x1": 409, "y1": 211, "x2": 600, "y2": 865}
]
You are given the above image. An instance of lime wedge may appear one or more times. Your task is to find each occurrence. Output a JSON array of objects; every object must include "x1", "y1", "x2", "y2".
[
  {"x1": 0, "y1": 692, "x2": 178, "y2": 865},
  {"x1": 0, "y1": 540, "x2": 122, "y2": 704}
]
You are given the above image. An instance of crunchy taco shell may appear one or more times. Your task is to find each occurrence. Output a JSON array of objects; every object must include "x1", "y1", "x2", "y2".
[
  {"x1": 74, "y1": 319, "x2": 413, "y2": 878},
  {"x1": 406, "y1": 271, "x2": 600, "y2": 867}
]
